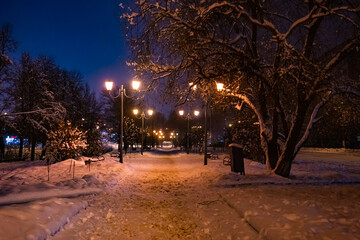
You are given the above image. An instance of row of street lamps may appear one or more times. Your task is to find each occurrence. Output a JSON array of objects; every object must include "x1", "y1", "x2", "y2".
[
  {"x1": 178, "y1": 110, "x2": 200, "y2": 154},
  {"x1": 105, "y1": 79, "x2": 225, "y2": 164}
]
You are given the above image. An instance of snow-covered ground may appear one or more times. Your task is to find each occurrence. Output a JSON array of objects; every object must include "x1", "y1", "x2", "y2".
[{"x1": 0, "y1": 148, "x2": 359, "y2": 239}]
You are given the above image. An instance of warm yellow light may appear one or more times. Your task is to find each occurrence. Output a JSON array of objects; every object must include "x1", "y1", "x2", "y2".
[
  {"x1": 148, "y1": 109, "x2": 153, "y2": 116},
  {"x1": 170, "y1": 136, "x2": 173, "y2": 139},
  {"x1": 229, "y1": 124, "x2": 233, "y2": 127},
  {"x1": 216, "y1": 82, "x2": 224, "y2": 91},
  {"x1": 170, "y1": 132, "x2": 174, "y2": 136},
  {"x1": 133, "y1": 109, "x2": 139, "y2": 115},
  {"x1": 132, "y1": 79, "x2": 141, "y2": 90},
  {"x1": 189, "y1": 82, "x2": 197, "y2": 90},
  {"x1": 105, "y1": 81, "x2": 113, "y2": 91},
  {"x1": 155, "y1": 132, "x2": 158, "y2": 135},
  {"x1": 194, "y1": 110, "x2": 200, "y2": 116},
  {"x1": 158, "y1": 136, "x2": 162, "y2": 139},
  {"x1": 153, "y1": 130, "x2": 156, "y2": 133},
  {"x1": 179, "y1": 110, "x2": 184, "y2": 116}
]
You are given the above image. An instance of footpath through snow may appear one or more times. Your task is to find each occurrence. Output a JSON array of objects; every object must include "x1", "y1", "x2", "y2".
[{"x1": 0, "y1": 148, "x2": 359, "y2": 239}]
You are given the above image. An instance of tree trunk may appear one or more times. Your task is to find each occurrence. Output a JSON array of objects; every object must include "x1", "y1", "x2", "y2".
[
  {"x1": 0, "y1": 134, "x2": 4, "y2": 162},
  {"x1": 31, "y1": 139, "x2": 36, "y2": 161},
  {"x1": 274, "y1": 156, "x2": 292, "y2": 177},
  {"x1": 40, "y1": 141, "x2": 46, "y2": 160},
  {"x1": 19, "y1": 137, "x2": 24, "y2": 160},
  {"x1": 274, "y1": 102, "x2": 309, "y2": 177},
  {"x1": 267, "y1": 139, "x2": 278, "y2": 169}
]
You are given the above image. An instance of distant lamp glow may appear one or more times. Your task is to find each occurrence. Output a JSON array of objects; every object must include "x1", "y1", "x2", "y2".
[
  {"x1": 132, "y1": 79, "x2": 141, "y2": 90},
  {"x1": 194, "y1": 110, "x2": 200, "y2": 116},
  {"x1": 179, "y1": 110, "x2": 184, "y2": 116},
  {"x1": 216, "y1": 82, "x2": 224, "y2": 91},
  {"x1": 189, "y1": 82, "x2": 197, "y2": 90},
  {"x1": 105, "y1": 81, "x2": 113, "y2": 91},
  {"x1": 133, "y1": 109, "x2": 139, "y2": 115},
  {"x1": 148, "y1": 109, "x2": 153, "y2": 116},
  {"x1": 229, "y1": 124, "x2": 233, "y2": 127}
]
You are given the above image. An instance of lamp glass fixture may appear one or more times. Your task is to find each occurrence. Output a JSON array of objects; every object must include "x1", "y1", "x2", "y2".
[
  {"x1": 105, "y1": 81, "x2": 113, "y2": 91},
  {"x1": 132, "y1": 80, "x2": 141, "y2": 90},
  {"x1": 216, "y1": 82, "x2": 224, "y2": 91},
  {"x1": 133, "y1": 109, "x2": 139, "y2": 115}
]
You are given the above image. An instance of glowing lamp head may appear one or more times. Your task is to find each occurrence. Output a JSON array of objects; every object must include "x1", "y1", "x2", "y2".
[
  {"x1": 216, "y1": 82, "x2": 224, "y2": 91},
  {"x1": 132, "y1": 80, "x2": 141, "y2": 90},
  {"x1": 148, "y1": 109, "x2": 153, "y2": 116},
  {"x1": 194, "y1": 110, "x2": 200, "y2": 116},
  {"x1": 189, "y1": 82, "x2": 197, "y2": 90},
  {"x1": 133, "y1": 109, "x2": 139, "y2": 115},
  {"x1": 179, "y1": 110, "x2": 184, "y2": 116},
  {"x1": 105, "y1": 81, "x2": 113, "y2": 91}
]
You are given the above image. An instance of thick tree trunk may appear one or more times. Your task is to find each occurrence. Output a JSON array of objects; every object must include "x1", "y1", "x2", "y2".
[
  {"x1": 274, "y1": 102, "x2": 309, "y2": 177},
  {"x1": 274, "y1": 156, "x2": 292, "y2": 177},
  {"x1": 267, "y1": 139, "x2": 278, "y2": 169}
]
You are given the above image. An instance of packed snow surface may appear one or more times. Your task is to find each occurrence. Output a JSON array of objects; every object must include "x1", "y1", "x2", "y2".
[{"x1": 0, "y1": 148, "x2": 359, "y2": 239}]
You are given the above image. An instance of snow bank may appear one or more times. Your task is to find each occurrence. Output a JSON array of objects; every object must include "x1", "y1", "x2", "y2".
[{"x1": 0, "y1": 198, "x2": 88, "y2": 240}]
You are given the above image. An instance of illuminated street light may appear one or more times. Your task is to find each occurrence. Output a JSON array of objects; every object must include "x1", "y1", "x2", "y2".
[
  {"x1": 189, "y1": 82, "x2": 197, "y2": 90},
  {"x1": 178, "y1": 110, "x2": 200, "y2": 154},
  {"x1": 132, "y1": 79, "x2": 141, "y2": 90},
  {"x1": 133, "y1": 109, "x2": 153, "y2": 155},
  {"x1": 216, "y1": 82, "x2": 224, "y2": 91},
  {"x1": 105, "y1": 78, "x2": 140, "y2": 163},
  {"x1": 105, "y1": 81, "x2": 113, "y2": 91}
]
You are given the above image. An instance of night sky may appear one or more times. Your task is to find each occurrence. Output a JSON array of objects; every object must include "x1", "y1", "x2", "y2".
[{"x1": 0, "y1": 0, "x2": 131, "y2": 94}]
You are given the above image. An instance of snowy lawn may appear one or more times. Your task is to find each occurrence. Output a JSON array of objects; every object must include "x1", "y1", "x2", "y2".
[{"x1": 0, "y1": 148, "x2": 359, "y2": 239}]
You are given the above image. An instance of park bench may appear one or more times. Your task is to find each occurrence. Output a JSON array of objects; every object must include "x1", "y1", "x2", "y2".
[
  {"x1": 84, "y1": 156, "x2": 105, "y2": 165},
  {"x1": 110, "y1": 152, "x2": 120, "y2": 157},
  {"x1": 207, "y1": 153, "x2": 219, "y2": 160}
]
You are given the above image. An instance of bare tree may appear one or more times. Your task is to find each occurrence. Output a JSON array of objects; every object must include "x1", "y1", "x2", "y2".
[{"x1": 124, "y1": 0, "x2": 360, "y2": 177}]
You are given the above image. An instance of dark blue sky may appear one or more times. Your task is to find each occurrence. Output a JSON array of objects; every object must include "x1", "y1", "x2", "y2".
[{"x1": 0, "y1": 0, "x2": 131, "y2": 93}]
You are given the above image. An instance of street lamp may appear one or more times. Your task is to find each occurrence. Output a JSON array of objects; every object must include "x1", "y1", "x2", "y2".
[
  {"x1": 133, "y1": 109, "x2": 153, "y2": 155},
  {"x1": 105, "y1": 79, "x2": 140, "y2": 163},
  {"x1": 179, "y1": 110, "x2": 200, "y2": 154},
  {"x1": 204, "y1": 82, "x2": 224, "y2": 165}
]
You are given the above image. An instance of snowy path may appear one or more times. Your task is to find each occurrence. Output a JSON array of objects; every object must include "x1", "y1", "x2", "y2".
[
  {"x1": 51, "y1": 152, "x2": 258, "y2": 240},
  {"x1": 1, "y1": 149, "x2": 360, "y2": 239}
]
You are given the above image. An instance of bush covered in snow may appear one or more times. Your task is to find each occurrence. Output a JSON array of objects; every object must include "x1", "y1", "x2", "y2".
[{"x1": 45, "y1": 121, "x2": 87, "y2": 162}]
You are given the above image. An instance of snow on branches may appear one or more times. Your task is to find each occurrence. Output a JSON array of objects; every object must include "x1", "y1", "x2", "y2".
[{"x1": 124, "y1": 0, "x2": 360, "y2": 177}]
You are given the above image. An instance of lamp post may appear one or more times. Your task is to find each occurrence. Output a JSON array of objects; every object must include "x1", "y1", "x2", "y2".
[
  {"x1": 204, "y1": 82, "x2": 224, "y2": 165},
  {"x1": 133, "y1": 109, "x2": 153, "y2": 155},
  {"x1": 179, "y1": 110, "x2": 200, "y2": 154},
  {"x1": 105, "y1": 79, "x2": 141, "y2": 163}
]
